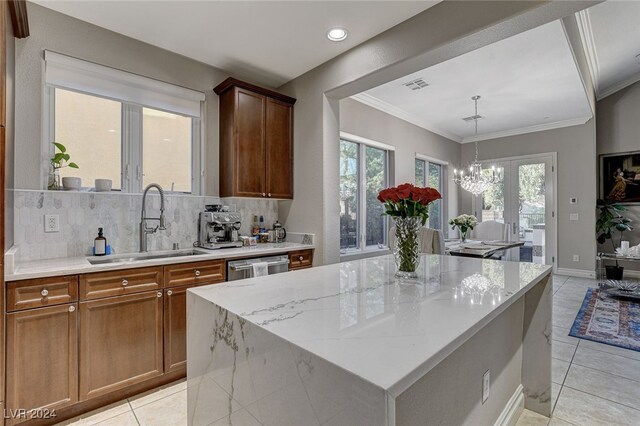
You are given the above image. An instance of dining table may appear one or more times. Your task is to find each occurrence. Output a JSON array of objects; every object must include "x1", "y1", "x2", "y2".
[{"x1": 445, "y1": 239, "x2": 525, "y2": 258}]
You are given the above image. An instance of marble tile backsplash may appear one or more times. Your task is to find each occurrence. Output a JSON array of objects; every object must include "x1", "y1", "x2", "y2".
[{"x1": 13, "y1": 190, "x2": 278, "y2": 262}]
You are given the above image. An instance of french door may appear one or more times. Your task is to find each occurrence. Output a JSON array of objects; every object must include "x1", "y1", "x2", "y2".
[{"x1": 474, "y1": 154, "x2": 556, "y2": 266}]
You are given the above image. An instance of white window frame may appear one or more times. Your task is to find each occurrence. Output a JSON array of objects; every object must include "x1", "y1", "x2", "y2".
[
  {"x1": 339, "y1": 132, "x2": 395, "y2": 257},
  {"x1": 44, "y1": 86, "x2": 203, "y2": 194},
  {"x1": 415, "y1": 153, "x2": 448, "y2": 231}
]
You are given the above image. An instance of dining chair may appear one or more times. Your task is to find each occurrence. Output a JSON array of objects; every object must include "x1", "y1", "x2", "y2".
[
  {"x1": 388, "y1": 227, "x2": 445, "y2": 254},
  {"x1": 469, "y1": 220, "x2": 508, "y2": 241}
]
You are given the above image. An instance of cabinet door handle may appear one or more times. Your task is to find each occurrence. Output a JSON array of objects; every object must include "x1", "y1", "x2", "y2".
[
  {"x1": 41, "y1": 289, "x2": 49, "y2": 297},
  {"x1": 68, "y1": 305, "x2": 75, "y2": 313},
  {"x1": 167, "y1": 290, "x2": 173, "y2": 296},
  {"x1": 157, "y1": 292, "x2": 162, "y2": 298},
  {"x1": 262, "y1": 193, "x2": 266, "y2": 197},
  {"x1": 268, "y1": 193, "x2": 271, "y2": 197},
  {"x1": 122, "y1": 279, "x2": 128, "y2": 286},
  {"x1": 194, "y1": 270, "x2": 201, "y2": 277}
]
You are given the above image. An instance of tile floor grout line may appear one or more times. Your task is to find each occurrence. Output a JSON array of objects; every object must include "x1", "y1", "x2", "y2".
[
  {"x1": 128, "y1": 400, "x2": 142, "y2": 426},
  {"x1": 566, "y1": 356, "x2": 640, "y2": 384},
  {"x1": 560, "y1": 383, "x2": 640, "y2": 414},
  {"x1": 575, "y1": 342, "x2": 640, "y2": 362}
]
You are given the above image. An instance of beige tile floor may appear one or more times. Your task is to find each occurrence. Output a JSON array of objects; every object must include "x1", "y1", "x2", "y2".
[
  {"x1": 517, "y1": 275, "x2": 640, "y2": 426},
  {"x1": 55, "y1": 275, "x2": 640, "y2": 426}
]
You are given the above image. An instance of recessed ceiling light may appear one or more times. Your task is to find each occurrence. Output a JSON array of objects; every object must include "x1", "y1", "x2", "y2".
[{"x1": 327, "y1": 28, "x2": 348, "y2": 42}]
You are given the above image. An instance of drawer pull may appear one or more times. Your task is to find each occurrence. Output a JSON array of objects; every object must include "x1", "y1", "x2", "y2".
[
  {"x1": 41, "y1": 289, "x2": 49, "y2": 297},
  {"x1": 262, "y1": 193, "x2": 266, "y2": 197},
  {"x1": 122, "y1": 279, "x2": 128, "y2": 287},
  {"x1": 299, "y1": 256, "x2": 304, "y2": 261},
  {"x1": 68, "y1": 305, "x2": 75, "y2": 313},
  {"x1": 157, "y1": 292, "x2": 162, "y2": 298},
  {"x1": 195, "y1": 270, "x2": 201, "y2": 277},
  {"x1": 167, "y1": 290, "x2": 173, "y2": 296}
]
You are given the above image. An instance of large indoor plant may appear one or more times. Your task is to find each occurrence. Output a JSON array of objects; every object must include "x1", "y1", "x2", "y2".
[
  {"x1": 596, "y1": 199, "x2": 633, "y2": 280},
  {"x1": 378, "y1": 183, "x2": 441, "y2": 278}
]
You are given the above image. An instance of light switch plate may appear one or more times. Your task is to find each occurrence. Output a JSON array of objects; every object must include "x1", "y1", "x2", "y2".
[
  {"x1": 573, "y1": 255, "x2": 580, "y2": 262},
  {"x1": 569, "y1": 213, "x2": 579, "y2": 221},
  {"x1": 45, "y1": 214, "x2": 60, "y2": 233},
  {"x1": 482, "y1": 369, "x2": 490, "y2": 403}
]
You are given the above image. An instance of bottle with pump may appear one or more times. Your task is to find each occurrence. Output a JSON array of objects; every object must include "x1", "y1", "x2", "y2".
[
  {"x1": 259, "y1": 215, "x2": 265, "y2": 233},
  {"x1": 94, "y1": 228, "x2": 107, "y2": 256}
]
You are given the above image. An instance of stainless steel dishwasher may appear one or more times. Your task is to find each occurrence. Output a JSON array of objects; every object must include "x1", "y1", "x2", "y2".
[{"x1": 226, "y1": 254, "x2": 289, "y2": 281}]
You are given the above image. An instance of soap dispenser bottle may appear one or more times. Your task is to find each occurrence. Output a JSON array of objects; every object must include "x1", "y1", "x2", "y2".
[{"x1": 94, "y1": 228, "x2": 107, "y2": 256}]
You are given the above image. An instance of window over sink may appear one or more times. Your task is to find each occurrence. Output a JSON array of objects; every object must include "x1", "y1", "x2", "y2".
[{"x1": 45, "y1": 51, "x2": 204, "y2": 194}]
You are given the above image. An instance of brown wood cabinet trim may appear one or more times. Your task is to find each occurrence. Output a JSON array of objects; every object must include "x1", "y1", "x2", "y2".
[
  {"x1": 163, "y1": 259, "x2": 225, "y2": 288},
  {"x1": 288, "y1": 249, "x2": 314, "y2": 270},
  {"x1": 79, "y1": 291, "x2": 163, "y2": 401},
  {"x1": 8, "y1": 0, "x2": 29, "y2": 39},
  {"x1": 265, "y1": 97, "x2": 294, "y2": 199},
  {"x1": 7, "y1": 276, "x2": 78, "y2": 312},
  {"x1": 214, "y1": 77, "x2": 296, "y2": 105},
  {"x1": 79, "y1": 266, "x2": 162, "y2": 300},
  {"x1": 6, "y1": 304, "x2": 78, "y2": 425},
  {"x1": 233, "y1": 87, "x2": 266, "y2": 197}
]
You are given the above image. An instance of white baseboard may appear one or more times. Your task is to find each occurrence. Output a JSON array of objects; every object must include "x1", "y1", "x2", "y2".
[
  {"x1": 555, "y1": 268, "x2": 596, "y2": 279},
  {"x1": 494, "y1": 384, "x2": 524, "y2": 426}
]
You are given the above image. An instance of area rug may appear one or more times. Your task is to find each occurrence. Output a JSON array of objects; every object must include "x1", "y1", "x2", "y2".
[{"x1": 569, "y1": 288, "x2": 640, "y2": 352}]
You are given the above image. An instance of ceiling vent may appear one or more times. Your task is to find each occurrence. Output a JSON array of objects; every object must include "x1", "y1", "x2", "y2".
[
  {"x1": 402, "y1": 78, "x2": 429, "y2": 91},
  {"x1": 462, "y1": 114, "x2": 483, "y2": 122}
]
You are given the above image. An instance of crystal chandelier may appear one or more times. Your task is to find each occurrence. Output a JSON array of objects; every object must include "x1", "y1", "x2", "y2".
[{"x1": 453, "y1": 95, "x2": 498, "y2": 196}]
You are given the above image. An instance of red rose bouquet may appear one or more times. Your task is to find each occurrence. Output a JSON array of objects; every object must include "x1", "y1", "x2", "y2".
[{"x1": 377, "y1": 183, "x2": 442, "y2": 226}]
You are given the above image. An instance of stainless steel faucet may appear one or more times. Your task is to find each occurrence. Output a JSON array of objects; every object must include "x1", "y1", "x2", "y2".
[{"x1": 140, "y1": 183, "x2": 167, "y2": 252}]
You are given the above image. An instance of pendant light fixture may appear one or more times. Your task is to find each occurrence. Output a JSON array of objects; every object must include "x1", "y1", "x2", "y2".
[{"x1": 453, "y1": 95, "x2": 498, "y2": 196}]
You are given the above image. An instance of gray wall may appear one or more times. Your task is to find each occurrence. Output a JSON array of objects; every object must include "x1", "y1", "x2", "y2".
[
  {"x1": 5, "y1": 17, "x2": 15, "y2": 252},
  {"x1": 14, "y1": 3, "x2": 229, "y2": 195},
  {"x1": 397, "y1": 298, "x2": 523, "y2": 426},
  {"x1": 460, "y1": 121, "x2": 597, "y2": 273},
  {"x1": 278, "y1": 1, "x2": 591, "y2": 265},
  {"x1": 339, "y1": 98, "x2": 461, "y2": 236},
  {"x1": 596, "y1": 80, "x2": 640, "y2": 267}
]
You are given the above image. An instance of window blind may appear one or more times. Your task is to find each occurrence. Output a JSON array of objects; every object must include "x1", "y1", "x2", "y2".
[{"x1": 44, "y1": 50, "x2": 205, "y2": 117}]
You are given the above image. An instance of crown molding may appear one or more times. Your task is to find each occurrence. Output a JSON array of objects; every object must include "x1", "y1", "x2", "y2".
[
  {"x1": 461, "y1": 116, "x2": 592, "y2": 143},
  {"x1": 575, "y1": 9, "x2": 601, "y2": 99},
  {"x1": 349, "y1": 93, "x2": 463, "y2": 143},
  {"x1": 598, "y1": 72, "x2": 640, "y2": 100}
]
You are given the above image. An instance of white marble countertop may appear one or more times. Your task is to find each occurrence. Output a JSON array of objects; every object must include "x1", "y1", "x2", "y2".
[
  {"x1": 6, "y1": 243, "x2": 314, "y2": 281},
  {"x1": 190, "y1": 254, "x2": 551, "y2": 397}
]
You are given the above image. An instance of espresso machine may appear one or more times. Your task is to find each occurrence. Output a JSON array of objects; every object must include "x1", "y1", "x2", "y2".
[{"x1": 197, "y1": 211, "x2": 243, "y2": 249}]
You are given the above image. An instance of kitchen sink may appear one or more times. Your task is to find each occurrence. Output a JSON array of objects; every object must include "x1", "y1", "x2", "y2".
[{"x1": 87, "y1": 249, "x2": 206, "y2": 265}]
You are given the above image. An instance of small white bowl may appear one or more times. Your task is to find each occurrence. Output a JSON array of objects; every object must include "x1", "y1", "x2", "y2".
[
  {"x1": 62, "y1": 177, "x2": 81, "y2": 190},
  {"x1": 95, "y1": 179, "x2": 113, "y2": 192}
]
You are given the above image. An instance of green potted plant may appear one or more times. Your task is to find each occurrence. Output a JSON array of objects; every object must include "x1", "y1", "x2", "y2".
[
  {"x1": 48, "y1": 142, "x2": 79, "y2": 190},
  {"x1": 596, "y1": 199, "x2": 633, "y2": 280}
]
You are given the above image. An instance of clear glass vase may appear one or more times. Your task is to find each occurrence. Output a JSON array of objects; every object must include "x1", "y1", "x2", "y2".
[
  {"x1": 460, "y1": 228, "x2": 469, "y2": 243},
  {"x1": 47, "y1": 166, "x2": 60, "y2": 190},
  {"x1": 392, "y1": 217, "x2": 422, "y2": 279}
]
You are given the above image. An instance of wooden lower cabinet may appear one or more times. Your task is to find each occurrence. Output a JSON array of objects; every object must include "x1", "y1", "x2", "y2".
[
  {"x1": 5, "y1": 304, "x2": 78, "y2": 425},
  {"x1": 79, "y1": 291, "x2": 163, "y2": 401},
  {"x1": 163, "y1": 285, "x2": 193, "y2": 374}
]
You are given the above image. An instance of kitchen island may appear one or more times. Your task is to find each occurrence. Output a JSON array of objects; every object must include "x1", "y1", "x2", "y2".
[{"x1": 187, "y1": 255, "x2": 552, "y2": 426}]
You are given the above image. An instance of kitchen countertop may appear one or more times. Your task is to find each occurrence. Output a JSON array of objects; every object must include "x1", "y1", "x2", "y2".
[
  {"x1": 189, "y1": 254, "x2": 551, "y2": 397},
  {"x1": 6, "y1": 242, "x2": 314, "y2": 281}
]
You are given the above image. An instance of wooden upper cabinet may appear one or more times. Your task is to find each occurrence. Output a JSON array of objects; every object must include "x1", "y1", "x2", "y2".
[{"x1": 215, "y1": 78, "x2": 295, "y2": 199}]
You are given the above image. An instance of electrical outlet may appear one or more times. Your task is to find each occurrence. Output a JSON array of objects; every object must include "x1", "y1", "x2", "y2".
[
  {"x1": 45, "y1": 214, "x2": 59, "y2": 233},
  {"x1": 569, "y1": 197, "x2": 578, "y2": 204},
  {"x1": 482, "y1": 370, "x2": 490, "y2": 403},
  {"x1": 569, "y1": 213, "x2": 579, "y2": 221},
  {"x1": 573, "y1": 255, "x2": 580, "y2": 262}
]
